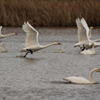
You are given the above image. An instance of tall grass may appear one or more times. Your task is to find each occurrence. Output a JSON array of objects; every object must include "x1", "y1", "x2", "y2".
[{"x1": 0, "y1": 0, "x2": 100, "y2": 27}]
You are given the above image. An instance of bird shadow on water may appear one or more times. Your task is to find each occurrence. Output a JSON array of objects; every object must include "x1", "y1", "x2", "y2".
[
  {"x1": 49, "y1": 81, "x2": 99, "y2": 85},
  {"x1": 16, "y1": 55, "x2": 45, "y2": 62},
  {"x1": 50, "y1": 81, "x2": 71, "y2": 84}
]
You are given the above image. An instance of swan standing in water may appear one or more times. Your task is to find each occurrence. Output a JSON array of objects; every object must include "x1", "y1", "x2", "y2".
[
  {"x1": 20, "y1": 22, "x2": 61, "y2": 57},
  {"x1": 63, "y1": 68, "x2": 100, "y2": 84},
  {"x1": 74, "y1": 18, "x2": 100, "y2": 51},
  {"x1": 0, "y1": 26, "x2": 16, "y2": 39},
  {"x1": 80, "y1": 39, "x2": 100, "y2": 55}
]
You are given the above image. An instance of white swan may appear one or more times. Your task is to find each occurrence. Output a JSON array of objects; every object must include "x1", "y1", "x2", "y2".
[
  {"x1": 20, "y1": 22, "x2": 61, "y2": 57},
  {"x1": 80, "y1": 43, "x2": 95, "y2": 55},
  {"x1": 0, "y1": 26, "x2": 16, "y2": 39},
  {"x1": 80, "y1": 39, "x2": 100, "y2": 54},
  {"x1": 63, "y1": 68, "x2": 100, "y2": 84},
  {"x1": 74, "y1": 18, "x2": 100, "y2": 50}
]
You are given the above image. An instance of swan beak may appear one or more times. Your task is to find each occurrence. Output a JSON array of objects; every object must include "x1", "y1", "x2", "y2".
[
  {"x1": 91, "y1": 43, "x2": 93, "y2": 46},
  {"x1": 58, "y1": 42, "x2": 61, "y2": 45},
  {"x1": 91, "y1": 27, "x2": 93, "y2": 29},
  {"x1": 14, "y1": 33, "x2": 17, "y2": 35}
]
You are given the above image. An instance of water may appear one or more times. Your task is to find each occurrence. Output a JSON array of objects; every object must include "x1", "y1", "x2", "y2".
[{"x1": 0, "y1": 27, "x2": 100, "y2": 100}]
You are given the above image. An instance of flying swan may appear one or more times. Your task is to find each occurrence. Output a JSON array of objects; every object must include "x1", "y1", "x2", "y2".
[
  {"x1": 74, "y1": 18, "x2": 100, "y2": 51},
  {"x1": 0, "y1": 26, "x2": 16, "y2": 39},
  {"x1": 63, "y1": 68, "x2": 100, "y2": 84},
  {"x1": 20, "y1": 22, "x2": 61, "y2": 57}
]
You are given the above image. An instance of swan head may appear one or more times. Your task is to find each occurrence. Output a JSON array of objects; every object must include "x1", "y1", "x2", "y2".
[
  {"x1": 13, "y1": 33, "x2": 17, "y2": 35},
  {"x1": 91, "y1": 43, "x2": 93, "y2": 46},
  {"x1": 94, "y1": 68, "x2": 100, "y2": 72},
  {"x1": 54, "y1": 42, "x2": 61, "y2": 45},
  {"x1": 90, "y1": 27, "x2": 93, "y2": 29},
  {"x1": 11, "y1": 33, "x2": 17, "y2": 35},
  {"x1": 91, "y1": 43, "x2": 94, "y2": 47}
]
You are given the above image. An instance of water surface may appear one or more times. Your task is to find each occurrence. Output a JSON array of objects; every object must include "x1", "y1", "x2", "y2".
[{"x1": 0, "y1": 27, "x2": 100, "y2": 100}]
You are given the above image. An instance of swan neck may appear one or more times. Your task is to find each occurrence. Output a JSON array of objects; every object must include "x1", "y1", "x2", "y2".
[
  {"x1": 43, "y1": 42, "x2": 57, "y2": 48},
  {"x1": 89, "y1": 28, "x2": 92, "y2": 39},
  {"x1": 92, "y1": 44, "x2": 95, "y2": 53},
  {"x1": 3, "y1": 33, "x2": 15, "y2": 37},
  {"x1": 89, "y1": 69, "x2": 95, "y2": 83}
]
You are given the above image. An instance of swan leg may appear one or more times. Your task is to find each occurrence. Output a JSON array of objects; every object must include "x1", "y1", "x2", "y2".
[
  {"x1": 27, "y1": 49, "x2": 33, "y2": 54},
  {"x1": 24, "y1": 49, "x2": 33, "y2": 57},
  {"x1": 24, "y1": 52, "x2": 29, "y2": 57}
]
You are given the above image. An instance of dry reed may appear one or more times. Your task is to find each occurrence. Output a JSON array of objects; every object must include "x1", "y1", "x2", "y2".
[{"x1": 0, "y1": 0, "x2": 100, "y2": 27}]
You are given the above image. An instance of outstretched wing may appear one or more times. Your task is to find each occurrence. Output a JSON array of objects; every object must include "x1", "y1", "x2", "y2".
[
  {"x1": 22, "y1": 22, "x2": 39, "y2": 47},
  {"x1": 76, "y1": 18, "x2": 89, "y2": 42},
  {"x1": 81, "y1": 18, "x2": 90, "y2": 40},
  {"x1": 0, "y1": 26, "x2": 2, "y2": 35}
]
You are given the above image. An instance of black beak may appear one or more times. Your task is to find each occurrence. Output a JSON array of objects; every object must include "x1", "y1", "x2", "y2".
[{"x1": 58, "y1": 43, "x2": 61, "y2": 45}]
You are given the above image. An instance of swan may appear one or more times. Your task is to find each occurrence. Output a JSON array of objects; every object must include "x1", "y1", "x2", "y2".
[
  {"x1": 0, "y1": 26, "x2": 16, "y2": 39},
  {"x1": 80, "y1": 43, "x2": 95, "y2": 55},
  {"x1": 80, "y1": 39, "x2": 100, "y2": 54},
  {"x1": 20, "y1": 22, "x2": 61, "y2": 57},
  {"x1": 63, "y1": 68, "x2": 100, "y2": 84},
  {"x1": 74, "y1": 18, "x2": 100, "y2": 51}
]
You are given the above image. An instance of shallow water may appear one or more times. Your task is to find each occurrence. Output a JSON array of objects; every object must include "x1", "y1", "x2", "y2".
[{"x1": 0, "y1": 27, "x2": 100, "y2": 100}]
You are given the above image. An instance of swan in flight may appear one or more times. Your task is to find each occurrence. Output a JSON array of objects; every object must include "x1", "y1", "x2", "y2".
[
  {"x1": 63, "y1": 68, "x2": 100, "y2": 84},
  {"x1": 74, "y1": 18, "x2": 100, "y2": 51},
  {"x1": 0, "y1": 26, "x2": 16, "y2": 39},
  {"x1": 20, "y1": 22, "x2": 61, "y2": 57}
]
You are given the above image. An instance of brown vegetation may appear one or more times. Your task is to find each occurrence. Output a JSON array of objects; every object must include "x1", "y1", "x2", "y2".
[{"x1": 0, "y1": 0, "x2": 100, "y2": 27}]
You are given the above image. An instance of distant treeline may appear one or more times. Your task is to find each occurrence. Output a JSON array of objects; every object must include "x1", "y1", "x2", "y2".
[{"x1": 0, "y1": 0, "x2": 100, "y2": 27}]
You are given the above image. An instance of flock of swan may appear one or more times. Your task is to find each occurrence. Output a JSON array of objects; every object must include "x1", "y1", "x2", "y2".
[
  {"x1": 74, "y1": 18, "x2": 100, "y2": 55},
  {"x1": 0, "y1": 18, "x2": 100, "y2": 84}
]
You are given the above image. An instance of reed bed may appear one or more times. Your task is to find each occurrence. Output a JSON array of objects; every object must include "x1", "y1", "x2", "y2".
[{"x1": 0, "y1": 0, "x2": 100, "y2": 27}]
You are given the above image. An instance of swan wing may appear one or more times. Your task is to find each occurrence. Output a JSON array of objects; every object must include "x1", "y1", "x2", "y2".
[
  {"x1": 64, "y1": 76, "x2": 90, "y2": 84},
  {"x1": 22, "y1": 22, "x2": 39, "y2": 47},
  {"x1": 0, "y1": 26, "x2": 2, "y2": 35},
  {"x1": 76, "y1": 18, "x2": 89, "y2": 43},
  {"x1": 81, "y1": 18, "x2": 90, "y2": 40}
]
